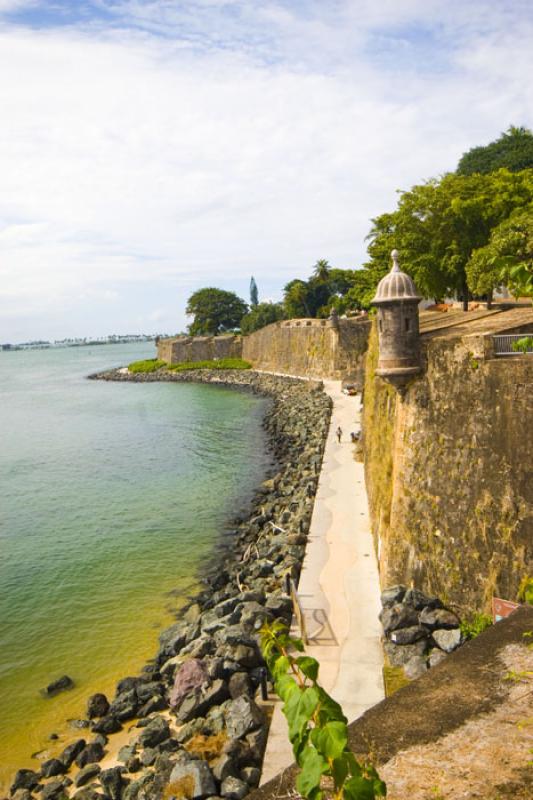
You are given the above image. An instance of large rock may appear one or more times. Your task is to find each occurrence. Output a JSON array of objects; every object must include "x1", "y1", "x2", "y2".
[
  {"x1": 404, "y1": 655, "x2": 428, "y2": 680},
  {"x1": 91, "y1": 714, "x2": 122, "y2": 735},
  {"x1": 429, "y1": 648, "x2": 448, "y2": 668},
  {"x1": 75, "y1": 742, "x2": 105, "y2": 768},
  {"x1": 40, "y1": 758, "x2": 67, "y2": 778},
  {"x1": 174, "y1": 679, "x2": 229, "y2": 724},
  {"x1": 419, "y1": 607, "x2": 460, "y2": 630},
  {"x1": 168, "y1": 760, "x2": 216, "y2": 799},
  {"x1": 10, "y1": 770, "x2": 41, "y2": 794},
  {"x1": 390, "y1": 625, "x2": 428, "y2": 645},
  {"x1": 380, "y1": 585, "x2": 407, "y2": 607},
  {"x1": 60, "y1": 739, "x2": 86, "y2": 768},
  {"x1": 432, "y1": 627, "x2": 463, "y2": 653},
  {"x1": 87, "y1": 694, "x2": 110, "y2": 719},
  {"x1": 220, "y1": 776, "x2": 248, "y2": 800},
  {"x1": 43, "y1": 675, "x2": 75, "y2": 697},
  {"x1": 41, "y1": 780, "x2": 67, "y2": 800},
  {"x1": 169, "y1": 659, "x2": 209, "y2": 708},
  {"x1": 228, "y1": 672, "x2": 253, "y2": 699},
  {"x1": 211, "y1": 754, "x2": 238, "y2": 782},
  {"x1": 384, "y1": 639, "x2": 427, "y2": 668},
  {"x1": 75, "y1": 764, "x2": 101, "y2": 787},
  {"x1": 403, "y1": 588, "x2": 442, "y2": 610},
  {"x1": 109, "y1": 690, "x2": 138, "y2": 722},
  {"x1": 136, "y1": 716, "x2": 170, "y2": 748},
  {"x1": 380, "y1": 603, "x2": 419, "y2": 634},
  {"x1": 225, "y1": 696, "x2": 264, "y2": 739},
  {"x1": 99, "y1": 768, "x2": 126, "y2": 800}
]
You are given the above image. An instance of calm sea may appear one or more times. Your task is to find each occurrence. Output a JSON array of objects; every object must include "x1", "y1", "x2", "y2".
[{"x1": 0, "y1": 343, "x2": 270, "y2": 790}]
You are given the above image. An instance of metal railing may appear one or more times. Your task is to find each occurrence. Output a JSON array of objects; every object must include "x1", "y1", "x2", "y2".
[{"x1": 492, "y1": 334, "x2": 533, "y2": 356}]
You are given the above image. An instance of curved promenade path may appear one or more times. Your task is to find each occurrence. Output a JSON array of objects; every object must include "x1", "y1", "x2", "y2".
[{"x1": 261, "y1": 379, "x2": 384, "y2": 783}]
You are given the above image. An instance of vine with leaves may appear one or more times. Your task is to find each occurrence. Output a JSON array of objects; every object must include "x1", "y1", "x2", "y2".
[{"x1": 261, "y1": 620, "x2": 386, "y2": 800}]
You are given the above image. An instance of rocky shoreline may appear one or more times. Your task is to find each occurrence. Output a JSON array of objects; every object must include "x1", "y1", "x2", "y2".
[{"x1": 8, "y1": 369, "x2": 332, "y2": 800}]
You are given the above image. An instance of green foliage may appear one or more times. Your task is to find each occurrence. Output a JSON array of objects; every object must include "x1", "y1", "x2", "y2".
[
  {"x1": 364, "y1": 169, "x2": 533, "y2": 302},
  {"x1": 457, "y1": 126, "x2": 533, "y2": 176},
  {"x1": 517, "y1": 576, "x2": 533, "y2": 604},
  {"x1": 459, "y1": 613, "x2": 493, "y2": 640},
  {"x1": 240, "y1": 302, "x2": 286, "y2": 334},
  {"x1": 466, "y1": 207, "x2": 533, "y2": 297},
  {"x1": 128, "y1": 358, "x2": 166, "y2": 373},
  {"x1": 250, "y1": 276, "x2": 259, "y2": 307},
  {"x1": 261, "y1": 620, "x2": 386, "y2": 800},
  {"x1": 167, "y1": 358, "x2": 252, "y2": 371},
  {"x1": 512, "y1": 336, "x2": 533, "y2": 354},
  {"x1": 283, "y1": 261, "x2": 365, "y2": 319},
  {"x1": 186, "y1": 288, "x2": 248, "y2": 335}
]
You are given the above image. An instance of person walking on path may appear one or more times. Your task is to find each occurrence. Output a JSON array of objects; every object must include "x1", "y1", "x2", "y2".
[{"x1": 336, "y1": 425, "x2": 342, "y2": 443}]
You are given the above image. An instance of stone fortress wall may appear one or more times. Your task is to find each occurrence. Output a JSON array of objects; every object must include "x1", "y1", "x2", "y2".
[
  {"x1": 363, "y1": 309, "x2": 533, "y2": 611},
  {"x1": 157, "y1": 316, "x2": 371, "y2": 380}
]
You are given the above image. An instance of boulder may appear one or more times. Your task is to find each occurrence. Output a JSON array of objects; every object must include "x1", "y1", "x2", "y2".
[
  {"x1": 73, "y1": 789, "x2": 105, "y2": 800},
  {"x1": 43, "y1": 675, "x2": 75, "y2": 697},
  {"x1": 11, "y1": 790, "x2": 32, "y2": 800},
  {"x1": 380, "y1": 585, "x2": 407, "y2": 607},
  {"x1": 40, "y1": 758, "x2": 67, "y2": 778},
  {"x1": 168, "y1": 760, "x2": 216, "y2": 799},
  {"x1": 75, "y1": 764, "x2": 101, "y2": 787},
  {"x1": 390, "y1": 625, "x2": 429, "y2": 645},
  {"x1": 137, "y1": 694, "x2": 167, "y2": 717},
  {"x1": 240, "y1": 766, "x2": 260, "y2": 788},
  {"x1": 91, "y1": 714, "x2": 122, "y2": 735},
  {"x1": 432, "y1": 627, "x2": 463, "y2": 653},
  {"x1": 428, "y1": 648, "x2": 448, "y2": 668},
  {"x1": 41, "y1": 781, "x2": 67, "y2": 800},
  {"x1": 136, "y1": 716, "x2": 170, "y2": 748},
  {"x1": 99, "y1": 767, "x2": 126, "y2": 800},
  {"x1": 419, "y1": 607, "x2": 460, "y2": 630},
  {"x1": 60, "y1": 739, "x2": 86, "y2": 768},
  {"x1": 75, "y1": 742, "x2": 105, "y2": 768},
  {"x1": 220, "y1": 777, "x2": 248, "y2": 800},
  {"x1": 384, "y1": 639, "x2": 427, "y2": 668},
  {"x1": 169, "y1": 659, "x2": 209, "y2": 708},
  {"x1": 212, "y1": 754, "x2": 238, "y2": 782},
  {"x1": 87, "y1": 694, "x2": 110, "y2": 719},
  {"x1": 379, "y1": 603, "x2": 419, "y2": 634},
  {"x1": 228, "y1": 672, "x2": 253, "y2": 699},
  {"x1": 225, "y1": 696, "x2": 264, "y2": 739},
  {"x1": 403, "y1": 588, "x2": 441, "y2": 610},
  {"x1": 403, "y1": 655, "x2": 428, "y2": 680},
  {"x1": 10, "y1": 770, "x2": 41, "y2": 794},
  {"x1": 109, "y1": 690, "x2": 138, "y2": 722},
  {"x1": 174, "y1": 679, "x2": 229, "y2": 724}
]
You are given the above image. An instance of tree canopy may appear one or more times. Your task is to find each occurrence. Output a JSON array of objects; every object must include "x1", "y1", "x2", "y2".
[
  {"x1": 250, "y1": 276, "x2": 259, "y2": 307},
  {"x1": 457, "y1": 126, "x2": 533, "y2": 176},
  {"x1": 186, "y1": 288, "x2": 248, "y2": 335},
  {"x1": 240, "y1": 301, "x2": 286, "y2": 334},
  {"x1": 362, "y1": 168, "x2": 533, "y2": 306}
]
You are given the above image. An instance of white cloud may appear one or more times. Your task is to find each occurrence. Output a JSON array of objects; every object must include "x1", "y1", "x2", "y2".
[{"x1": 0, "y1": 1, "x2": 532, "y2": 340}]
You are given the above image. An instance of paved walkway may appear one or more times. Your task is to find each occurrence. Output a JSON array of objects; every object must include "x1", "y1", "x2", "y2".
[{"x1": 260, "y1": 380, "x2": 384, "y2": 783}]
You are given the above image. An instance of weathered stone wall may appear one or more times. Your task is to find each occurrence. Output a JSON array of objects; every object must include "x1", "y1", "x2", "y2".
[
  {"x1": 242, "y1": 317, "x2": 370, "y2": 380},
  {"x1": 363, "y1": 322, "x2": 533, "y2": 611},
  {"x1": 157, "y1": 335, "x2": 242, "y2": 364}
]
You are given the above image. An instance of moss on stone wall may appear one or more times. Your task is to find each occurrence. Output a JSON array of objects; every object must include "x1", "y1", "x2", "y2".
[{"x1": 363, "y1": 323, "x2": 533, "y2": 613}]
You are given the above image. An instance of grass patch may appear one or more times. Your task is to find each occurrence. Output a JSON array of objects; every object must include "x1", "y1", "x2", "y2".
[
  {"x1": 460, "y1": 612, "x2": 493, "y2": 640},
  {"x1": 128, "y1": 358, "x2": 167, "y2": 373},
  {"x1": 383, "y1": 664, "x2": 410, "y2": 696},
  {"x1": 184, "y1": 731, "x2": 227, "y2": 762},
  {"x1": 167, "y1": 358, "x2": 252, "y2": 371}
]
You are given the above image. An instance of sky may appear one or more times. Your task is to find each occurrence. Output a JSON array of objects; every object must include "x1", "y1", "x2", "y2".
[{"x1": 0, "y1": 1, "x2": 532, "y2": 342}]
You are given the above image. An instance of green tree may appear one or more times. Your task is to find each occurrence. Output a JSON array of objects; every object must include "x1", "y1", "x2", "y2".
[
  {"x1": 250, "y1": 276, "x2": 259, "y2": 307},
  {"x1": 457, "y1": 126, "x2": 533, "y2": 176},
  {"x1": 240, "y1": 301, "x2": 286, "y2": 334},
  {"x1": 466, "y1": 207, "x2": 533, "y2": 298},
  {"x1": 186, "y1": 288, "x2": 248, "y2": 335},
  {"x1": 284, "y1": 279, "x2": 312, "y2": 318},
  {"x1": 364, "y1": 169, "x2": 533, "y2": 308}
]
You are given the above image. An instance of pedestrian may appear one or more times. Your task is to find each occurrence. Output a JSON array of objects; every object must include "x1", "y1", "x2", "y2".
[{"x1": 336, "y1": 426, "x2": 342, "y2": 443}]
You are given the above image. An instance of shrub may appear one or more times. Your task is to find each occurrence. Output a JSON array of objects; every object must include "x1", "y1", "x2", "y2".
[
  {"x1": 460, "y1": 613, "x2": 493, "y2": 640},
  {"x1": 128, "y1": 359, "x2": 167, "y2": 373},
  {"x1": 167, "y1": 358, "x2": 252, "y2": 371},
  {"x1": 512, "y1": 336, "x2": 533, "y2": 354}
]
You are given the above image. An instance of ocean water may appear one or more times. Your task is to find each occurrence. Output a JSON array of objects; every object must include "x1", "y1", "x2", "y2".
[{"x1": 0, "y1": 344, "x2": 271, "y2": 790}]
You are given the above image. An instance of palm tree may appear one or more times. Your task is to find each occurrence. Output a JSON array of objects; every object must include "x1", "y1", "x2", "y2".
[{"x1": 312, "y1": 259, "x2": 331, "y2": 281}]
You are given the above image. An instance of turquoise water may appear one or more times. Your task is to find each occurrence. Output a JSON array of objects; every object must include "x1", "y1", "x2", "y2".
[{"x1": 0, "y1": 344, "x2": 270, "y2": 788}]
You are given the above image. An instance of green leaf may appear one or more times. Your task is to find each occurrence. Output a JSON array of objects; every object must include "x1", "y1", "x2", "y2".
[
  {"x1": 316, "y1": 687, "x2": 348, "y2": 724},
  {"x1": 296, "y1": 656, "x2": 320, "y2": 682},
  {"x1": 343, "y1": 774, "x2": 377, "y2": 800},
  {"x1": 310, "y1": 721, "x2": 348, "y2": 760},
  {"x1": 330, "y1": 756, "x2": 349, "y2": 789},
  {"x1": 276, "y1": 674, "x2": 299, "y2": 703},
  {"x1": 284, "y1": 686, "x2": 320, "y2": 742},
  {"x1": 272, "y1": 655, "x2": 290, "y2": 679},
  {"x1": 296, "y1": 747, "x2": 329, "y2": 798}
]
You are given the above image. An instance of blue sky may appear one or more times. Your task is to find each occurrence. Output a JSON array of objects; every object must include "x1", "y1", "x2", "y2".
[{"x1": 0, "y1": 0, "x2": 532, "y2": 341}]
